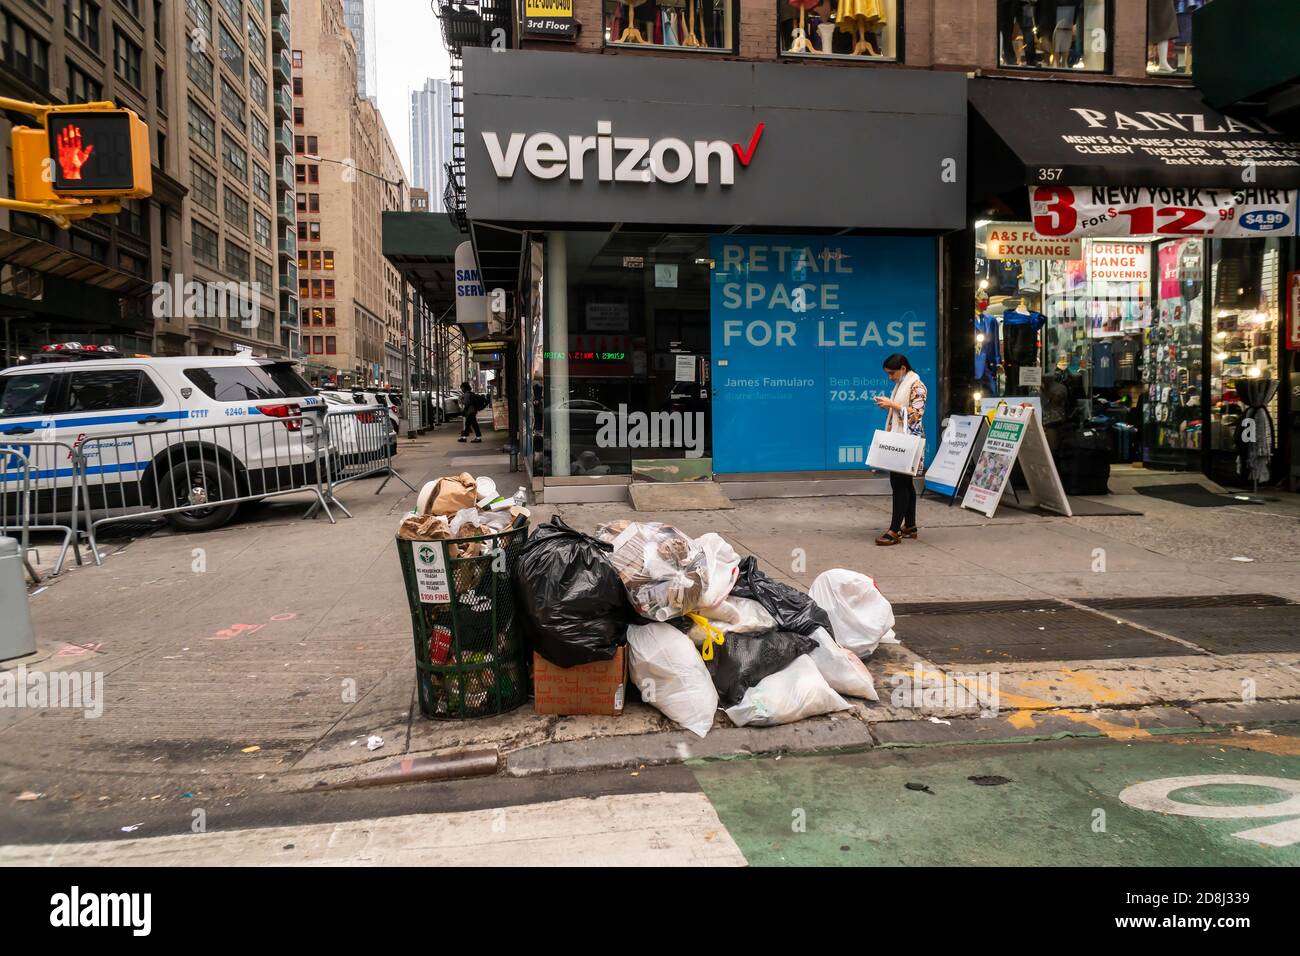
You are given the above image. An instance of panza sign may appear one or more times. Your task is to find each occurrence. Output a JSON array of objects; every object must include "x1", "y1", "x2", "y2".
[{"x1": 482, "y1": 120, "x2": 765, "y2": 186}]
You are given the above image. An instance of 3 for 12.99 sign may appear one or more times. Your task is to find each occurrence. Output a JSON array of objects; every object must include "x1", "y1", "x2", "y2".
[{"x1": 1031, "y1": 186, "x2": 1299, "y2": 240}]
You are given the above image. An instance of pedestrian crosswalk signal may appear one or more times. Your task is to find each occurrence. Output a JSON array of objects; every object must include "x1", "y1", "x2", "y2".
[{"x1": 45, "y1": 110, "x2": 150, "y2": 197}]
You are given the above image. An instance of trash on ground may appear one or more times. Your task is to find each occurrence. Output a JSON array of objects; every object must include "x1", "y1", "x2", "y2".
[
  {"x1": 808, "y1": 569, "x2": 898, "y2": 657},
  {"x1": 514, "y1": 516, "x2": 630, "y2": 668},
  {"x1": 905, "y1": 782, "x2": 935, "y2": 794},
  {"x1": 968, "y1": 775, "x2": 1011, "y2": 786},
  {"x1": 704, "y1": 629, "x2": 817, "y2": 707},
  {"x1": 240, "y1": 745, "x2": 261, "y2": 754},
  {"x1": 598, "y1": 521, "x2": 711, "y2": 622},
  {"x1": 724, "y1": 654, "x2": 851, "y2": 727},
  {"x1": 731, "y1": 556, "x2": 833, "y2": 636},
  {"x1": 366, "y1": 735, "x2": 384, "y2": 751},
  {"x1": 626, "y1": 621, "x2": 718, "y2": 737},
  {"x1": 15, "y1": 791, "x2": 42, "y2": 801},
  {"x1": 808, "y1": 627, "x2": 878, "y2": 700},
  {"x1": 120, "y1": 824, "x2": 143, "y2": 832}
]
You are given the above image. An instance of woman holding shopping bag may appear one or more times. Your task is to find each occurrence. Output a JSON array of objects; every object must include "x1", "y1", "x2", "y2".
[{"x1": 872, "y1": 353, "x2": 927, "y2": 546}]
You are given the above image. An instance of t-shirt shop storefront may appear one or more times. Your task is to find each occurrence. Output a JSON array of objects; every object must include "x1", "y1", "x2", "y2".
[
  {"x1": 956, "y1": 79, "x2": 1300, "y2": 493},
  {"x1": 464, "y1": 48, "x2": 966, "y2": 502}
]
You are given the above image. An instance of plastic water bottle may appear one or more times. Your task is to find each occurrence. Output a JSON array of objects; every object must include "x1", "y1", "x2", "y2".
[{"x1": 513, "y1": 486, "x2": 528, "y2": 506}]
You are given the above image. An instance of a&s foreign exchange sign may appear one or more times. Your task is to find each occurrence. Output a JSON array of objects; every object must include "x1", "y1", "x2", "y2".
[{"x1": 524, "y1": 0, "x2": 577, "y2": 39}]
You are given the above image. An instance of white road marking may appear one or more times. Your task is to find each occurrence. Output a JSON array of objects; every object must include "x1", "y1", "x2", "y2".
[{"x1": 0, "y1": 791, "x2": 748, "y2": 867}]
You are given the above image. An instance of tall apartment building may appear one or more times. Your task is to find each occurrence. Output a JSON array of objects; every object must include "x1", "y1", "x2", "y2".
[
  {"x1": 0, "y1": 0, "x2": 188, "y2": 362},
  {"x1": 339, "y1": 0, "x2": 373, "y2": 99},
  {"x1": 409, "y1": 76, "x2": 451, "y2": 211},
  {"x1": 166, "y1": 0, "x2": 293, "y2": 359},
  {"x1": 291, "y1": 0, "x2": 406, "y2": 387}
]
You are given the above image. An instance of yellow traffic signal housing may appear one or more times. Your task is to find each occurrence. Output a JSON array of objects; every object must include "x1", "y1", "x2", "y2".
[
  {"x1": 11, "y1": 126, "x2": 59, "y2": 203},
  {"x1": 45, "y1": 109, "x2": 151, "y2": 198}
]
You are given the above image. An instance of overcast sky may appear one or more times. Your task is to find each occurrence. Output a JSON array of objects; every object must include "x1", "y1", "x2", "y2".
[{"x1": 374, "y1": 0, "x2": 451, "y2": 182}]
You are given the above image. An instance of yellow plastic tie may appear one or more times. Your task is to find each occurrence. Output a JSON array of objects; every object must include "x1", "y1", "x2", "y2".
[{"x1": 687, "y1": 613, "x2": 725, "y2": 661}]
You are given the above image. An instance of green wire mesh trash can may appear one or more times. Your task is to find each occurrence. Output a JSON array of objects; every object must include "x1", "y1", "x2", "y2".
[{"x1": 396, "y1": 515, "x2": 531, "y2": 719}]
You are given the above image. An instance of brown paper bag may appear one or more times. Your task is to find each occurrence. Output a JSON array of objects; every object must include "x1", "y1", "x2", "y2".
[
  {"x1": 397, "y1": 513, "x2": 452, "y2": 541},
  {"x1": 428, "y1": 473, "x2": 478, "y2": 516}
]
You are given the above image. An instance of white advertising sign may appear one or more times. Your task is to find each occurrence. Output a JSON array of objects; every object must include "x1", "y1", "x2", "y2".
[
  {"x1": 1087, "y1": 241, "x2": 1151, "y2": 282},
  {"x1": 985, "y1": 223, "x2": 1082, "y2": 261},
  {"x1": 674, "y1": 354, "x2": 696, "y2": 383},
  {"x1": 924, "y1": 415, "x2": 985, "y2": 498},
  {"x1": 1031, "y1": 186, "x2": 1300, "y2": 240},
  {"x1": 410, "y1": 540, "x2": 450, "y2": 604},
  {"x1": 1019, "y1": 366, "x2": 1043, "y2": 387},
  {"x1": 961, "y1": 406, "x2": 1072, "y2": 518},
  {"x1": 454, "y1": 241, "x2": 489, "y2": 326}
]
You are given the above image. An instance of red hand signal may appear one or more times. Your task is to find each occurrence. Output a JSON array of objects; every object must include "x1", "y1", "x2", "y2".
[{"x1": 56, "y1": 124, "x2": 94, "y2": 181}]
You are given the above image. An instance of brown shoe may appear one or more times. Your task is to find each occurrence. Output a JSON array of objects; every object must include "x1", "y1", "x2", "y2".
[
  {"x1": 899, "y1": 526, "x2": 918, "y2": 539},
  {"x1": 875, "y1": 531, "x2": 902, "y2": 546}
]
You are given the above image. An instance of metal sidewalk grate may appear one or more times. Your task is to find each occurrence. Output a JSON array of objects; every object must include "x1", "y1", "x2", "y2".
[
  {"x1": 893, "y1": 599, "x2": 1067, "y2": 616},
  {"x1": 1081, "y1": 594, "x2": 1296, "y2": 611}
]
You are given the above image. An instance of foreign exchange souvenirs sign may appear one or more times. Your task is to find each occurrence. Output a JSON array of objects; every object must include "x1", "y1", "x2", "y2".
[{"x1": 1031, "y1": 186, "x2": 1299, "y2": 239}]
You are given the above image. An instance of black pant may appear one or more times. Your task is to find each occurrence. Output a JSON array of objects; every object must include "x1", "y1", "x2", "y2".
[
  {"x1": 462, "y1": 410, "x2": 481, "y2": 438},
  {"x1": 889, "y1": 470, "x2": 917, "y2": 532}
]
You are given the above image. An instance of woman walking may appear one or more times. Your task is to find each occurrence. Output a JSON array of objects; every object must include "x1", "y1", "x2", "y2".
[{"x1": 873, "y1": 353, "x2": 927, "y2": 546}]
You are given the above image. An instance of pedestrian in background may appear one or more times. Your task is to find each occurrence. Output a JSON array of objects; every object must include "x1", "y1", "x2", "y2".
[
  {"x1": 458, "y1": 381, "x2": 482, "y2": 443},
  {"x1": 873, "y1": 352, "x2": 926, "y2": 546}
]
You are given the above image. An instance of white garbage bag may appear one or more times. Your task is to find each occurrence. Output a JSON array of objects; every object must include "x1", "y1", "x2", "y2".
[
  {"x1": 698, "y1": 595, "x2": 775, "y2": 633},
  {"x1": 724, "y1": 655, "x2": 851, "y2": 727},
  {"x1": 808, "y1": 627, "x2": 878, "y2": 701},
  {"x1": 626, "y1": 622, "x2": 718, "y2": 738},
  {"x1": 694, "y1": 533, "x2": 741, "y2": 609},
  {"x1": 808, "y1": 569, "x2": 898, "y2": 658}
]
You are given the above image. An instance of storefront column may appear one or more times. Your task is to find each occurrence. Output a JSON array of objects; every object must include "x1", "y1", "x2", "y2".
[{"x1": 545, "y1": 232, "x2": 570, "y2": 476}]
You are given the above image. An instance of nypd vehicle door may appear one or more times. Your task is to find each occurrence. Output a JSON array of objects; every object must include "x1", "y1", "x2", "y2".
[{"x1": 57, "y1": 366, "x2": 178, "y2": 503}]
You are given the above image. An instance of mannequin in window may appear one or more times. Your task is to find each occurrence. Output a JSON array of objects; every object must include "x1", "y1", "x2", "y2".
[
  {"x1": 998, "y1": 0, "x2": 1039, "y2": 66},
  {"x1": 617, "y1": 0, "x2": 649, "y2": 43},
  {"x1": 680, "y1": 0, "x2": 705, "y2": 47},
  {"x1": 787, "y1": 0, "x2": 820, "y2": 53},
  {"x1": 836, "y1": 0, "x2": 884, "y2": 56},
  {"x1": 1149, "y1": 0, "x2": 1179, "y2": 72}
]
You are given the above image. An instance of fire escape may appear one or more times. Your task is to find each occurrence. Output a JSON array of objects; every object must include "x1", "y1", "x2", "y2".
[{"x1": 435, "y1": 1, "x2": 513, "y2": 233}]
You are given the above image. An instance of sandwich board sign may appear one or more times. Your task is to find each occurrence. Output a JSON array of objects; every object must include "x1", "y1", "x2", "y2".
[
  {"x1": 961, "y1": 405, "x2": 1071, "y2": 518},
  {"x1": 924, "y1": 414, "x2": 985, "y2": 502}
]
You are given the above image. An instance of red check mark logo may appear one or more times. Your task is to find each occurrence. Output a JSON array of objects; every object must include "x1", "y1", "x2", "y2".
[{"x1": 732, "y1": 122, "x2": 765, "y2": 167}]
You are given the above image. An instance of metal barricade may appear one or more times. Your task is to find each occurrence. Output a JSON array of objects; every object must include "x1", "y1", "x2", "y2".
[
  {"x1": 0, "y1": 440, "x2": 87, "y2": 581},
  {"x1": 324, "y1": 405, "x2": 416, "y2": 496},
  {"x1": 79, "y1": 411, "x2": 344, "y2": 561}
]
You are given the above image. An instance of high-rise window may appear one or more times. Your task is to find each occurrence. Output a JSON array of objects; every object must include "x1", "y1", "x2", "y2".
[
  {"x1": 225, "y1": 239, "x2": 249, "y2": 279},
  {"x1": 255, "y1": 258, "x2": 272, "y2": 289},
  {"x1": 223, "y1": 186, "x2": 249, "y2": 231},
  {"x1": 67, "y1": 60, "x2": 104, "y2": 103},
  {"x1": 247, "y1": 14, "x2": 264, "y2": 59},
  {"x1": 1, "y1": 13, "x2": 51, "y2": 88},
  {"x1": 218, "y1": 21, "x2": 243, "y2": 77},
  {"x1": 192, "y1": 161, "x2": 218, "y2": 211},
  {"x1": 187, "y1": 47, "x2": 214, "y2": 98},
  {"x1": 66, "y1": 1, "x2": 102, "y2": 51},
  {"x1": 252, "y1": 163, "x2": 271, "y2": 203},
  {"x1": 113, "y1": 27, "x2": 142, "y2": 89},
  {"x1": 221, "y1": 132, "x2": 247, "y2": 180},
  {"x1": 249, "y1": 69, "x2": 267, "y2": 113},
  {"x1": 253, "y1": 211, "x2": 271, "y2": 249},
  {"x1": 218, "y1": 0, "x2": 241, "y2": 26},
  {"x1": 188, "y1": 99, "x2": 216, "y2": 154},
  {"x1": 187, "y1": 0, "x2": 212, "y2": 35},
  {"x1": 251, "y1": 117, "x2": 268, "y2": 153},
  {"x1": 192, "y1": 219, "x2": 219, "y2": 267},
  {"x1": 221, "y1": 78, "x2": 246, "y2": 131}
]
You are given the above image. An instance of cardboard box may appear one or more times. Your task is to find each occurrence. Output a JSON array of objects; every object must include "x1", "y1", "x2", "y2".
[{"x1": 532, "y1": 648, "x2": 626, "y2": 716}]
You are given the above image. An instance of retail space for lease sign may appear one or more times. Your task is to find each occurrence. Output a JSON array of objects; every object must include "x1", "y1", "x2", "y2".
[{"x1": 709, "y1": 236, "x2": 939, "y2": 474}]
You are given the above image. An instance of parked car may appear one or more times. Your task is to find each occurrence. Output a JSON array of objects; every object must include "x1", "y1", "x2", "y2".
[
  {"x1": 1, "y1": 347, "x2": 327, "y2": 531},
  {"x1": 322, "y1": 394, "x2": 396, "y2": 470}
]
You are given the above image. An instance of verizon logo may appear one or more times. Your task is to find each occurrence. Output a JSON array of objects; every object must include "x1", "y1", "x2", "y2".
[{"x1": 482, "y1": 120, "x2": 765, "y2": 186}]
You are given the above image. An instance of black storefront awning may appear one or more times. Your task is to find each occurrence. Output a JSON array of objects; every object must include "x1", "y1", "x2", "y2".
[{"x1": 970, "y1": 78, "x2": 1300, "y2": 190}]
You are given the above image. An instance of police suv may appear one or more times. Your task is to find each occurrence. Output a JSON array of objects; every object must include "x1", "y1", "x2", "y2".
[{"x1": 0, "y1": 345, "x2": 327, "y2": 531}]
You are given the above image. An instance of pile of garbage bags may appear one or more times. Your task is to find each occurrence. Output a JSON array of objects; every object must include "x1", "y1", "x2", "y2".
[{"x1": 514, "y1": 517, "x2": 899, "y2": 736}]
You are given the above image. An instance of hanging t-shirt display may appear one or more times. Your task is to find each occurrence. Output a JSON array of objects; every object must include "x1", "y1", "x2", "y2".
[
  {"x1": 1114, "y1": 336, "x2": 1140, "y2": 384},
  {"x1": 1091, "y1": 340, "x2": 1116, "y2": 388},
  {"x1": 1002, "y1": 310, "x2": 1045, "y2": 366},
  {"x1": 974, "y1": 311, "x2": 1001, "y2": 395}
]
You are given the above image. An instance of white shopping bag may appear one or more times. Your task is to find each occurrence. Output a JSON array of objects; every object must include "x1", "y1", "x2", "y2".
[{"x1": 866, "y1": 429, "x2": 924, "y2": 475}]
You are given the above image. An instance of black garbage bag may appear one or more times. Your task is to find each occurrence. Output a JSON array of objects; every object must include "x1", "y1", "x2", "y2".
[
  {"x1": 512, "y1": 516, "x2": 631, "y2": 667},
  {"x1": 729, "y1": 556, "x2": 833, "y2": 637},
  {"x1": 705, "y1": 629, "x2": 817, "y2": 707}
]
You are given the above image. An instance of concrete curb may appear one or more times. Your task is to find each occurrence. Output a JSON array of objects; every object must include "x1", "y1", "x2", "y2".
[{"x1": 301, "y1": 748, "x2": 500, "y2": 792}]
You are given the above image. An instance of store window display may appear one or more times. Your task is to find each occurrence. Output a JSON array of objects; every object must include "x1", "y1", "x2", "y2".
[
  {"x1": 974, "y1": 224, "x2": 1211, "y2": 475},
  {"x1": 543, "y1": 232, "x2": 713, "y2": 478},
  {"x1": 1147, "y1": 0, "x2": 1199, "y2": 75},
  {"x1": 997, "y1": 0, "x2": 1108, "y2": 72},
  {"x1": 1208, "y1": 239, "x2": 1282, "y2": 487},
  {"x1": 778, "y1": 0, "x2": 898, "y2": 59},
  {"x1": 604, "y1": 0, "x2": 733, "y2": 51}
]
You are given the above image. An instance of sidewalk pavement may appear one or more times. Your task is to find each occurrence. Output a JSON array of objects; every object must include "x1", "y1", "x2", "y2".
[{"x1": 3, "y1": 423, "x2": 1299, "y2": 820}]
